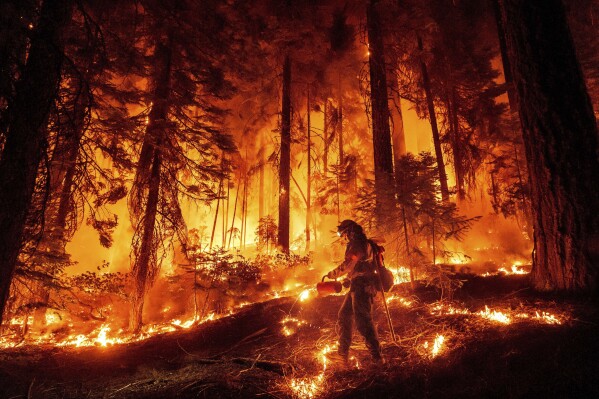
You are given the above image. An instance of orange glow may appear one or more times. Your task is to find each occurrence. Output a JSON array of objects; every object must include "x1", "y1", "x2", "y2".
[
  {"x1": 281, "y1": 315, "x2": 308, "y2": 337},
  {"x1": 478, "y1": 306, "x2": 511, "y2": 324},
  {"x1": 423, "y1": 334, "x2": 446, "y2": 358}
]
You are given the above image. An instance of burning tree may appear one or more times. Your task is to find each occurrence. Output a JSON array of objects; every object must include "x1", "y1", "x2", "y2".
[
  {"x1": 366, "y1": 0, "x2": 395, "y2": 225},
  {"x1": 127, "y1": 0, "x2": 237, "y2": 332}
]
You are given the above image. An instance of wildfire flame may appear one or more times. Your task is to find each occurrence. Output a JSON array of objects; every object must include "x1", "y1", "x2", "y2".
[
  {"x1": 478, "y1": 306, "x2": 511, "y2": 324},
  {"x1": 288, "y1": 344, "x2": 334, "y2": 399},
  {"x1": 423, "y1": 334, "x2": 446, "y2": 358},
  {"x1": 386, "y1": 295, "x2": 413, "y2": 307},
  {"x1": 299, "y1": 289, "x2": 312, "y2": 302},
  {"x1": 482, "y1": 263, "x2": 529, "y2": 277},
  {"x1": 390, "y1": 266, "x2": 411, "y2": 284},
  {"x1": 429, "y1": 302, "x2": 564, "y2": 326}
]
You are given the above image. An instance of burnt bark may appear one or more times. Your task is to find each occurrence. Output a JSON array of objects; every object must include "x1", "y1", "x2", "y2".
[
  {"x1": 500, "y1": 0, "x2": 599, "y2": 292},
  {"x1": 278, "y1": 55, "x2": 291, "y2": 254},
  {"x1": 130, "y1": 39, "x2": 171, "y2": 332},
  {"x1": 0, "y1": 0, "x2": 32, "y2": 144},
  {"x1": 417, "y1": 34, "x2": 449, "y2": 202},
  {"x1": 0, "y1": 0, "x2": 73, "y2": 325},
  {"x1": 131, "y1": 147, "x2": 161, "y2": 333},
  {"x1": 367, "y1": 0, "x2": 395, "y2": 223},
  {"x1": 338, "y1": 76, "x2": 344, "y2": 167},
  {"x1": 306, "y1": 85, "x2": 311, "y2": 252},
  {"x1": 387, "y1": 53, "x2": 407, "y2": 160},
  {"x1": 450, "y1": 88, "x2": 465, "y2": 200},
  {"x1": 492, "y1": 0, "x2": 518, "y2": 111}
]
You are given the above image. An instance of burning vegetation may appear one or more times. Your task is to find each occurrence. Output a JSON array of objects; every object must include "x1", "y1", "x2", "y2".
[{"x1": 0, "y1": 0, "x2": 598, "y2": 398}]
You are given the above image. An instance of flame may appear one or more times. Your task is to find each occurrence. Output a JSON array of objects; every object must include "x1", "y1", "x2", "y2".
[
  {"x1": 478, "y1": 306, "x2": 511, "y2": 324},
  {"x1": 386, "y1": 295, "x2": 413, "y2": 307},
  {"x1": 299, "y1": 289, "x2": 311, "y2": 302},
  {"x1": 531, "y1": 311, "x2": 562, "y2": 325},
  {"x1": 429, "y1": 302, "x2": 564, "y2": 326},
  {"x1": 482, "y1": 263, "x2": 529, "y2": 277},
  {"x1": 390, "y1": 266, "x2": 411, "y2": 284},
  {"x1": 288, "y1": 344, "x2": 334, "y2": 398},
  {"x1": 45, "y1": 312, "x2": 61, "y2": 325},
  {"x1": 423, "y1": 334, "x2": 446, "y2": 358}
]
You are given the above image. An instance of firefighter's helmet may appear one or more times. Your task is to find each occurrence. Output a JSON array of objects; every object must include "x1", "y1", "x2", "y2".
[{"x1": 337, "y1": 219, "x2": 362, "y2": 237}]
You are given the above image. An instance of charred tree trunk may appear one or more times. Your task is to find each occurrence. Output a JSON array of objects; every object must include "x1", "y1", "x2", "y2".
[
  {"x1": 492, "y1": 0, "x2": 518, "y2": 111},
  {"x1": 241, "y1": 175, "x2": 248, "y2": 249},
  {"x1": 130, "y1": 39, "x2": 171, "y2": 332},
  {"x1": 367, "y1": 0, "x2": 395, "y2": 224},
  {"x1": 500, "y1": 0, "x2": 599, "y2": 292},
  {"x1": 338, "y1": 75, "x2": 344, "y2": 167},
  {"x1": 0, "y1": 0, "x2": 33, "y2": 144},
  {"x1": 387, "y1": 53, "x2": 407, "y2": 160},
  {"x1": 0, "y1": 0, "x2": 73, "y2": 325},
  {"x1": 306, "y1": 85, "x2": 311, "y2": 252},
  {"x1": 259, "y1": 146, "x2": 265, "y2": 220},
  {"x1": 450, "y1": 88, "x2": 465, "y2": 200},
  {"x1": 323, "y1": 99, "x2": 329, "y2": 179},
  {"x1": 278, "y1": 55, "x2": 291, "y2": 254},
  {"x1": 131, "y1": 148, "x2": 161, "y2": 333},
  {"x1": 228, "y1": 183, "x2": 239, "y2": 249},
  {"x1": 209, "y1": 180, "x2": 222, "y2": 249},
  {"x1": 417, "y1": 34, "x2": 449, "y2": 202}
]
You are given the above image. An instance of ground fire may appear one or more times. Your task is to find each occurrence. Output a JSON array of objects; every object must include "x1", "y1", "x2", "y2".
[{"x1": 0, "y1": 0, "x2": 598, "y2": 398}]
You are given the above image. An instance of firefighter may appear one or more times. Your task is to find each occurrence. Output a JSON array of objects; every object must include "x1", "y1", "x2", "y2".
[{"x1": 325, "y1": 219, "x2": 384, "y2": 365}]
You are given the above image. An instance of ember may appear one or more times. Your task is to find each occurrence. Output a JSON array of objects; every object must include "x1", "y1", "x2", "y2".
[
  {"x1": 281, "y1": 316, "x2": 308, "y2": 337},
  {"x1": 289, "y1": 373, "x2": 325, "y2": 399}
]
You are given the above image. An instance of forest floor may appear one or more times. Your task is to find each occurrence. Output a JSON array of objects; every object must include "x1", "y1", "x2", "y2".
[{"x1": 1, "y1": 274, "x2": 598, "y2": 399}]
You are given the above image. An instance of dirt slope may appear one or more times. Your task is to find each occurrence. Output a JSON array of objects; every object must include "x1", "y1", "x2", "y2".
[{"x1": 1, "y1": 275, "x2": 598, "y2": 399}]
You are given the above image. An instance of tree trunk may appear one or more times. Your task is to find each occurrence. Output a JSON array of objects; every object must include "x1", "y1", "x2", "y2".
[
  {"x1": 500, "y1": 0, "x2": 599, "y2": 292},
  {"x1": 278, "y1": 55, "x2": 291, "y2": 253},
  {"x1": 450, "y1": 88, "x2": 465, "y2": 200},
  {"x1": 259, "y1": 146, "x2": 264, "y2": 220},
  {"x1": 0, "y1": 0, "x2": 73, "y2": 324},
  {"x1": 387, "y1": 54, "x2": 407, "y2": 160},
  {"x1": 241, "y1": 175, "x2": 248, "y2": 249},
  {"x1": 130, "y1": 39, "x2": 171, "y2": 332},
  {"x1": 306, "y1": 85, "x2": 311, "y2": 252},
  {"x1": 338, "y1": 75, "x2": 344, "y2": 167},
  {"x1": 323, "y1": 99, "x2": 329, "y2": 179},
  {"x1": 228, "y1": 183, "x2": 239, "y2": 249},
  {"x1": 492, "y1": 0, "x2": 518, "y2": 111},
  {"x1": 417, "y1": 34, "x2": 449, "y2": 202},
  {"x1": 131, "y1": 148, "x2": 161, "y2": 333},
  {"x1": 367, "y1": 0, "x2": 395, "y2": 224},
  {"x1": 209, "y1": 180, "x2": 222, "y2": 249}
]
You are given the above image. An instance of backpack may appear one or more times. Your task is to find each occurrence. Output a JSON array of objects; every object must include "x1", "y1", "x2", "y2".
[{"x1": 368, "y1": 240, "x2": 394, "y2": 292}]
